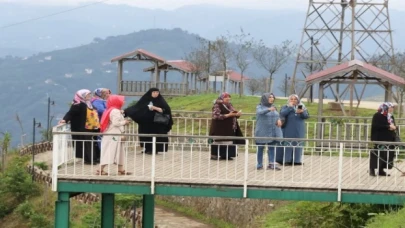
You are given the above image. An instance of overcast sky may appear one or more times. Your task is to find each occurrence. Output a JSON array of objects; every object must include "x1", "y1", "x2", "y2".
[{"x1": 1, "y1": 0, "x2": 405, "y2": 11}]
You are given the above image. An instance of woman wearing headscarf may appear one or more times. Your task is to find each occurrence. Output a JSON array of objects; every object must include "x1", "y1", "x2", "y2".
[
  {"x1": 277, "y1": 94, "x2": 309, "y2": 165},
  {"x1": 91, "y1": 88, "x2": 111, "y2": 150},
  {"x1": 97, "y1": 95, "x2": 131, "y2": 175},
  {"x1": 369, "y1": 102, "x2": 397, "y2": 176},
  {"x1": 59, "y1": 89, "x2": 101, "y2": 164},
  {"x1": 91, "y1": 88, "x2": 111, "y2": 120},
  {"x1": 124, "y1": 88, "x2": 173, "y2": 154},
  {"x1": 254, "y1": 93, "x2": 283, "y2": 170},
  {"x1": 209, "y1": 92, "x2": 243, "y2": 160}
]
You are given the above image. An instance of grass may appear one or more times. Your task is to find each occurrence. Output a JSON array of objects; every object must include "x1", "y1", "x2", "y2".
[
  {"x1": 366, "y1": 206, "x2": 405, "y2": 228},
  {"x1": 166, "y1": 93, "x2": 377, "y2": 119}
]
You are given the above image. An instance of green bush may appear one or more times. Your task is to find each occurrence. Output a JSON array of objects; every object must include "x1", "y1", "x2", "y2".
[
  {"x1": 263, "y1": 201, "x2": 389, "y2": 228},
  {"x1": 115, "y1": 194, "x2": 143, "y2": 209},
  {"x1": 15, "y1": 200, "x2": 34, "y2": 219},
  {"x1": 30, "y1": 213, "x2": 52, "y2": 228},
  {"x1": 2, "y1": 155, "x2": 40, "y2": 199},
  {"x1": 34, "y1": 161, "x2": 48, "y2": 170}
]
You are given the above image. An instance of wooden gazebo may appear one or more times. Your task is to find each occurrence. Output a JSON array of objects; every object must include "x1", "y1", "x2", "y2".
[
  {"x1": 143, "y1": 60, "x2": 203, "y2": 95},
  {"x1": 111, "y1": 49, "x2": 199, "y2": 96},
  {"x1": 301, "y1": 59, "x2": 405, "y2": 120}
]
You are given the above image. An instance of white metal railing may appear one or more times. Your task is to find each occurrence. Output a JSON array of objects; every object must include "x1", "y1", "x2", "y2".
[
  {"x1": 51, "y1": 130, "x2": 405, "y2": 200},
  {"x1": 124, "y1": 117, "x2": 404, "y2": 146}
]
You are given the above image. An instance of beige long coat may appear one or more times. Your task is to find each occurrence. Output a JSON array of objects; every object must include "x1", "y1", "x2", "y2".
[{"x1": 100, "y1": 109, "x2": 126, "y2": 166}]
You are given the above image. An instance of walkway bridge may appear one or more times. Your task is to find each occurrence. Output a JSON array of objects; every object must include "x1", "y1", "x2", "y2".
[{"x1": 50, "y1": 117, "x2": 405, "y2": 228}]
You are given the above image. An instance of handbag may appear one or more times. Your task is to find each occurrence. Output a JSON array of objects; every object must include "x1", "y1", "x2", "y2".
[
  {"x1": 395, "y1": 130, "x2": 401, "y2": 142},
  {"x1": 154, "y1": 112, "x2": 170, "y2": 125}
]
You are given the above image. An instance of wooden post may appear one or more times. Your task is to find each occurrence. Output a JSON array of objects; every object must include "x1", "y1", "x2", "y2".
[{"x1": 117, "y1": 60, "x2": 123, "y2": 94}]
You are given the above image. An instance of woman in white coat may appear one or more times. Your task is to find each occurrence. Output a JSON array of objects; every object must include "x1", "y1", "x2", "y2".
[{"x1": 97, "y1": 95, "x2": 131, "y2": 175}]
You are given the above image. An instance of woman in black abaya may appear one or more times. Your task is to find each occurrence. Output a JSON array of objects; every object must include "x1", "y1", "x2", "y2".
[{"x1": 125, "y1": 88, "x2": 173, "y2": 154}]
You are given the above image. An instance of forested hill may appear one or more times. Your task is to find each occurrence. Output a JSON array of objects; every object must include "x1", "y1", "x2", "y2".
[{"x1": 0, "y1": 28, "x2": 201, "y2": 146}]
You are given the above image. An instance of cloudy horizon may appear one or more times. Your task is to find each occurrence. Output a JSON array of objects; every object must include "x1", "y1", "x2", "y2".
[{"x1": 1, "y1": 0, "x2": 405, "y2": 11}]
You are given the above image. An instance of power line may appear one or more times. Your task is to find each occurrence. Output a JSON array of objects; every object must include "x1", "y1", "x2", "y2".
[{"x1": 0, "y1": 0, "x2": 112, "y2": 29}]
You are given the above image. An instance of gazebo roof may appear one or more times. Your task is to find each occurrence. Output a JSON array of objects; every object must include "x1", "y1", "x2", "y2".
[
  {"x1": 111, "y1": 49, "x2": 166, "y2": 63},
  {"x1": 143, "y1": 60, "x2": 196, "y2": 73},
  {"x1": 306, "y1": 59, "x2": 405, "y2": 86},
  {"x1": 212, "y1": 70, "x2": 250, "y2": 82}
]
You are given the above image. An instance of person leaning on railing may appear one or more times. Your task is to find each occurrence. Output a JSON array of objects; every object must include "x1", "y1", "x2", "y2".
[
  {"x1": 59, "y1": 89, "x2": 101, "y2": 165},
  {"x1": 369, "y1": 102, "x2": 397, "y2": 176}
]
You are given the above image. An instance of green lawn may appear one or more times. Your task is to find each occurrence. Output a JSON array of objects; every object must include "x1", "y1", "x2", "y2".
[{"x1": 166, "y1": 93, "x2": 376, "y2": 119}]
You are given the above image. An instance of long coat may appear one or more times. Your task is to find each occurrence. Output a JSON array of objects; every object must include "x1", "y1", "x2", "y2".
[
  {"x1": 254, "y1": 105, "x2": 283, "y2": 144},
  {"x1": 276, "y1": 105, "x2": 309, "y2": 163},
  {"x1": 100, "y1": 109, "x2": 127, "y2": 166},
  {"x1": 370, "y1": 112, "x2": 396, "y2": 170},
  {"x1": 63, "y1": 102, "x2": 100, "y2": 163}
]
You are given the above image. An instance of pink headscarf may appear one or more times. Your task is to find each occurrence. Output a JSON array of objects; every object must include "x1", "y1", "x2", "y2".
[
  {"x1": 73, "y1": 89, "x2": 93, "y2": 109},
  {"x1": 100, "y1": 95, "x2": 125, "y2": 132}
]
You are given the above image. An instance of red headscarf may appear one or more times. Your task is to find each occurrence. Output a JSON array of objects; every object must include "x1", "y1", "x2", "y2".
[{"x1": 100, "y1": 95, "x2": 125, "y2": 132}]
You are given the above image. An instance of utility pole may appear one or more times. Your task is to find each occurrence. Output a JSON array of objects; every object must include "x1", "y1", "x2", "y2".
[
  {"x1": 284, "y1": 74, "x2": 288, "y2": 97},
  {"x1": 310, "y1": 36, "x2": 314, "y2": 103}
]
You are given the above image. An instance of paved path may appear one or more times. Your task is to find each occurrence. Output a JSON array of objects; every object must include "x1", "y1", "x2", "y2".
[{"x1": 34, "y1": 151, "x2": 212, "y2": 228}]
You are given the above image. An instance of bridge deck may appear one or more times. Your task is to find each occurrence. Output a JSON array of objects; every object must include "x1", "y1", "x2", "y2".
[{"x1": 54, "y1": 149, "x2": 405, "y2": 193}]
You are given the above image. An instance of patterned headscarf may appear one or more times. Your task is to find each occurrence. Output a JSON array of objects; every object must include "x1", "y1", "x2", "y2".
[
  {"x1": 381, "y1": 102, "x2": 395, "y2": 124},
  {"x1": 219, "y1": 92, "x2": 231, "y2": 100},
  {"x1": 260, "y1": 93, "x2": 275, "y2": 108},
  {"x1": 94, "y1": 88, "x2": 104, "y2": 98},
  {"x1": 378, "y1": 102, "x2": 389, "y2": 116},
  {"x1": 73, "y1": 89, "x2": 93, "y2": 109}
]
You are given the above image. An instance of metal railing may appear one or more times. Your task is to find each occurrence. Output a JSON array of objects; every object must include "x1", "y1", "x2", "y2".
[
  {"x1": 120, "y1": 81, "x2": 188, "y2": 95},
  {"x1": 124, "y1": 117, "x2": 404, "y2": 146},
  {"x1": 52, "y1": 125, "x2": 405, "y2": 200}
]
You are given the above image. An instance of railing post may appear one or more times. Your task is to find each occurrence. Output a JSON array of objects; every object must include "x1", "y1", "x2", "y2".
[
  {"x1": 52, "y1": 128, "x2": 59, "y2": 191},
  {"x1": 243, "y1": 139, "x2": 249, "y2": 198},
  {"x1": 151, "y1": 136, "x2": 156, "y2": 194},
  {"x1": 337, "y1": 142, "x2": 344, "y2": 202}
]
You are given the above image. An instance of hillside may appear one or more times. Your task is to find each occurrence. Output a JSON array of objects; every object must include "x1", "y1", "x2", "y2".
[
  {"x1": 0, "y1": 28, "x2": 202, "y2": 146},
  {"x1": 0, "y1": 28, "x2": 388, "y2": 147}
]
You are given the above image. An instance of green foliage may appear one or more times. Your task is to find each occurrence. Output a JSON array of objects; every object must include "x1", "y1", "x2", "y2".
[
  {"x1": 1, "y1": 155, "x2": 40, "y2": 199},
  {"x1": 15, "y1": 200, "x2": 34, "y2": 219},
  {"x1": 263, "y1": 201, "x2": 389, "y2": 228},
  {"x1": 29, "y1": 213, "x2": 52, "y2": 228},
  {"x1": 115, "y1": 194, "x2": 143, "y2": 209},
  {"x1": 367, "y1": 205, "x2": 405, "y2": 227},
  {"x1": 0, "y1": 155, "x2": 40, "y2": 218},
  {"x1": 330, "y1": 118, "x2": 347, "y2": 126},
  {"x1": 15, "y1": 200, "x2": 52, "y2": 228},
  {"x1": 34, "y1": 161, "x2": 48, "y2": 170}
]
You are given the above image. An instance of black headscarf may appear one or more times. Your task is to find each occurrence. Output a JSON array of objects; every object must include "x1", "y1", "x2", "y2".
[{"x1": 124, "y1": 88, "x2": 173, "y2": 129}]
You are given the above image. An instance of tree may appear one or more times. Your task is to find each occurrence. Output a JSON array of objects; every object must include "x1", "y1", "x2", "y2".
[
  {"x1": 211, "y1": 35, "x2": 232, "y2": 93},
  {"x1": 277, "y1": 74, "x2": 292, "y2": 97},
  {"x1": 369, "y1": 52, "x2": 405, "y2": 117},
  {"x1": 253, "y1": 40, "x2": 296, "y2": 93},
  {"x1": 229, "y1": 28, "x2": 255, "y2": 97},
  {"x1": 184, "y1": 37, "x2": 216, "y2": 92},
  {"x1": 246, "y1": 78, "x2": 261, "y2": 95},
  {"x1": 0, "y1": 132, "x2": 11, "y2": 173},
  {"x1": 15, "y1": 113, "x2": 25, "y2": 147}
]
